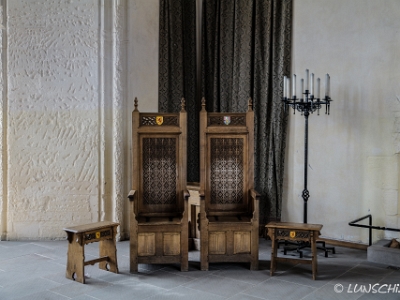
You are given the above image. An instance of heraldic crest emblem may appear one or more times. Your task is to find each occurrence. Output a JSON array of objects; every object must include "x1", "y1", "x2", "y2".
[
  {"x1": 223, "y1": 116, "x2": 231, "y2": 125},
  {"x1": 156, "y1": 116, "x2": 163, "y2": 125}
]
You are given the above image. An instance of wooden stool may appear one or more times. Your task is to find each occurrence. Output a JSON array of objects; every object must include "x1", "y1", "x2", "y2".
[
  {"x1": 64, "y1": 221, "x2": 119, "y2": 283},
  {"x1": 266, "y1": 221, "x2": 322, "y2": 280}
]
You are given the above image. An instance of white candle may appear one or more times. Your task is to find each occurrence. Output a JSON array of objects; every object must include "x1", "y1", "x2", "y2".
[
  {"x1": 283, "y1": 76, "x2": 287, "y2": 98},
  {"x1": 287, "y1": 77, "x2": 291, "y2": 99},
  {"x1": 300, "y1": 78, "x2": 304, "y2": 99},
  {"x1": 325, "y1": 74, "x2": 330, "y2": 97},
  {"x1": 310, "y1": 73, "x2": 314, "y2": 96},
  {"x1": 317, "y1": 78, "x2": 321, "y2": 99},
  {"x1": 292, "y1": 74, "x2": 296, "y2": 98},
  {"x1": 305, "y1": 69, "x2": 309, "y2": 91}
]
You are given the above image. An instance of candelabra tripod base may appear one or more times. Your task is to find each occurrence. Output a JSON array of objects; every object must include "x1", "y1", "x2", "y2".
[{"x1": 278, "y1": 240, "x2": 335, "y2": 258}]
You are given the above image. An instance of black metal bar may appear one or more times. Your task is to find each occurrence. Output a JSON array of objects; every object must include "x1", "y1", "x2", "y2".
[
  {"x1": 303, "y1": 111, "x2": 309, "y2": 223},
  {"x1": 348, "y1": 214, "x2": 400, "y2": 246},
  {"x1": 369, "y1": 215, "x2": 372, "y2": 248}
]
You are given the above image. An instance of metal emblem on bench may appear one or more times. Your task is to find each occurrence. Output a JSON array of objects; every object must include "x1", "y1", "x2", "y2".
[
  {"x1": 223, "y1": 116, "x2": 231, "y2": 125},
  {"x1": 85, "y1": 230, "x2": 111, "y2": 241},
  {"x1": 290, "y1": 231, "x2": 296, "y2": 238},
  {"x1": 156, "y1": 116, "x2": 163, "y2": 125}
]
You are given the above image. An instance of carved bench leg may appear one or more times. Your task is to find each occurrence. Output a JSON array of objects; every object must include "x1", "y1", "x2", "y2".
[
  {"x1": 66, "y1": 233, "x2": 85, "y2": 284},
  {"x1": 99, "y1": 238, "x2": 119, "y2": 273}
]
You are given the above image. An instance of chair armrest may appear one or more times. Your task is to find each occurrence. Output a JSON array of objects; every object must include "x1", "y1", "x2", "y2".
[
  {"x1": 184, "y1": 189, "x2": 190, "y2": 200},
  {"x1": 199, "y1": 190, "x2": 205, "y2": 199},
  {"x1": 250, "y1": 188, "x2": 260, "y2": 200},
  {"x1": 128, "y1": 190, "x2": 136, "y2": 201},
  {"x1": 249, "y1": 189, "x2": 260, "y2": 222}
]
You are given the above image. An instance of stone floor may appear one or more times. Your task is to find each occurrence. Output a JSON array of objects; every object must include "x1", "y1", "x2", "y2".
[{"x1": 0, "y1": 238, "x2": 399, "y2": 299}]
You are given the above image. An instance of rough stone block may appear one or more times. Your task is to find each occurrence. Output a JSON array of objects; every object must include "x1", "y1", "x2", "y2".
[{"x1": 368, "y1": 239, "x2": 400, "y2": 267}]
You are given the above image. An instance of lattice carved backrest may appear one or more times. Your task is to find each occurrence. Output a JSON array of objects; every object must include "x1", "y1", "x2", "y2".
[
  {"x1": 210, "y1": 138, "x2": 244, "y2": 205},
  {"x1": 200, "y1": 102, "x2": 254, "y2": 215},
  {"x1": 142, "y1": 137, "x2": 177, "y2": 207},
  {"x1": 132, "y1": 104, "x2": 187, "y2": 216}
]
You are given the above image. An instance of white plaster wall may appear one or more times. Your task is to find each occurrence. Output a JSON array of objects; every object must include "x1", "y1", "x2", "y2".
[
  {"x1": 124, "y1": 0, "x2": 159, "y2": 237},
  {"x1": 283, "y1": 0, "x2": 400, "y2": 244},
  {"x1": 128, "y1": 0, "x2": 159, "y2": 113},
  {"x1": 0, "y1": 0, "x2": 160, "y2": 240},
  {"x1": 6, "y1": 0, "x2": 101, "y2": 239}
]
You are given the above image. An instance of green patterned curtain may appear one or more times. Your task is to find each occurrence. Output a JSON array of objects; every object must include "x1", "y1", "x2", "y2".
[
  {"x1": 201, "y1": 0, "x2": 292, "y2": 232},
  {"x1": 158, "y1": 0, "x2": 199, "y2": 183}
]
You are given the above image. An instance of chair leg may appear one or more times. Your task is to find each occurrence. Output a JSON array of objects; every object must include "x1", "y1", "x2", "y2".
[
  {"x1": 129, "y1": 244, "x2": 138, "y2": 273},
  {"x1": 250, "y1": 260, "x2": 258, "y2": 271},
  {"x1": 200, "y1": 234, "x2": 209, "y2": 271},
  {"x1": 130, "y1": 262, "x2": 138, "y2": 273},
  {"x1": 181, "y1": 253, "x2": 189, "y2": 272},
  {"x1": 201, "y1": 260, "x2": 209, "y2": 271}
]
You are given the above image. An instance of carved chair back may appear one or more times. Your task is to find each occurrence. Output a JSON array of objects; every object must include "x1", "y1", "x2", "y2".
[
  {"x1": 200, "y1": 98, "x2": 255, "y2": 218},
  {"x1": 132, "y1": 98, "x2": 187, "y2": 218}
]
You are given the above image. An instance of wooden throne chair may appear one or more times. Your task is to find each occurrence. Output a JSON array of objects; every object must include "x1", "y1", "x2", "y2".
[
  {"x1": 199, "y1": 98, "x2": 260, "y2": 271},
  {"x1": 128, "y1": 98, "x2": 189, "y2": 272}
]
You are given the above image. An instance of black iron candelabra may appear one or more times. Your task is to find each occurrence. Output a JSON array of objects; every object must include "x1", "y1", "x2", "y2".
[
  {"x1": 282, "y1": 71, "x2": 332, "y2": 223},
  {"x1": 280, "y1": 71, "x2": 335, "y2": 257}
]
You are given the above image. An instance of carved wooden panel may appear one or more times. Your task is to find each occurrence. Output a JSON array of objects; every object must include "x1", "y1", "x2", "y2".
[
  {"x1": 163, "y1": 233, "x2": 181, "y2": 255},
  {"x1": 210, "y1": 138, "x2": 244, "y2": 204},
  {"x1": 208, "y1": 115, "x2": 246, "y2": 126},
  {"x1": 209, "y1": 232, "x2": 226, "y2": 254},
  {"x1": 140, "y1": 116, "x2": 179, "y2": 126},
  {"x1": 142, "y1": 138, "x2": 177, "y2": 205},
  {"x1": 276, "y1": 229, "x2": 310, "y2": 240},
  {"x1": 83, "y1": 228, "x2": 112, "y2": 243},
  {"x1": 233, "y1": 231, "x2": 251, "y2": 254},
  {"x1": 138, "y1": 233, "x2": 156, "y2": 256}
]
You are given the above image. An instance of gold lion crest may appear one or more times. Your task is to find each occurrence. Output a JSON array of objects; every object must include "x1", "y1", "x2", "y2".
[
  {"x1": 156, "y1": 116, "x2": 163, "y2": 125},
  {"x1": 290, "y1": 231, "x2": 296, "y2": 238}
]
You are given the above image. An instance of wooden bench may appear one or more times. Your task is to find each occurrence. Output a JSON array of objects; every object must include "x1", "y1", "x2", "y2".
[{"x1": 64, "y1": 221, "x2": 119, "y2": 283}]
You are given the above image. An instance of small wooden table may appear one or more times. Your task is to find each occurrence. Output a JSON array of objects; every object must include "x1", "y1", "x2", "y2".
[
  {"x1": 266, "y1": 221, "x2": 322, "y2": 280},
  {"x1": 64, "y1": 221, "x2": 119, "y2": 283}
]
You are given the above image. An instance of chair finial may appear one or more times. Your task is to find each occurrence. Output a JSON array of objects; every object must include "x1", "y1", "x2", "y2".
[
  {"x1": 201, "y1": 97, "x2": 206, "y2": 111},
  {"x1": 134, "y1": 97, "x2": 138, "y2": 111},
  {"x1": 181, "y1": 98, "x2": 186, "y2": 112},
  {"x1": 248, "y1": 98, "x2": 253, "y2": 112}
]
